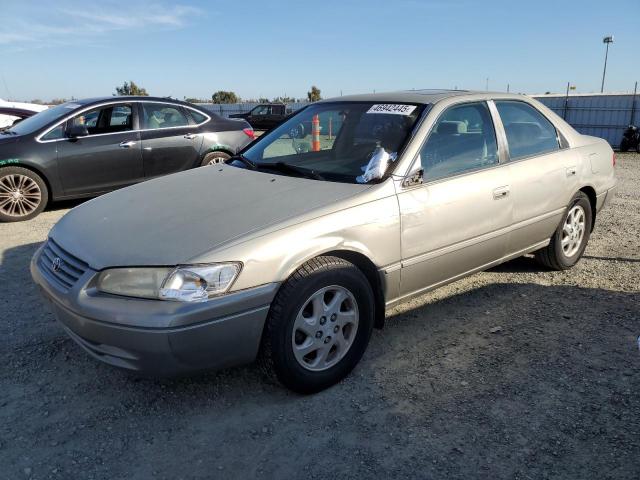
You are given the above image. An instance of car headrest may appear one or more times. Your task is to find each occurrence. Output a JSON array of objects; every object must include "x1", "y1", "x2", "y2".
[
  {"x1": 437, "y1": 120, "x2": 467, "y2": 135},
  {"x1": 506, "y1": 122, "x2": 543, "y2": 141}
]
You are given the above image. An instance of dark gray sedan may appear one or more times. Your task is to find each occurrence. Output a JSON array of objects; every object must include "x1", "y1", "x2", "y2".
[{"x1": 0, "y1": 96, "x2": 254, "y2": 221}]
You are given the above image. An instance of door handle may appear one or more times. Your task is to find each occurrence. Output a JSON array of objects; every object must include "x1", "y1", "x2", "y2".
[
  {"x1": 493, "y1": 186, "x2": 510, "y2": 200},
  {"x1": 566, "y1": 166, "x2": 577, "y2": 177},
  {"x1": 119, "y1": 141, "x2": 136, "y2": 148},
  {"x1": 184, "y1": 133, "x2": 198, "y2": 139}
]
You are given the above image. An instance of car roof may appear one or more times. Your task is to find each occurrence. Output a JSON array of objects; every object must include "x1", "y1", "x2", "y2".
[
  {"x1": 318, "y1": 89, "x2": 517, "y2": 105},
  {"x1": 72, "y1": 96, "x2": 197, "y2": 108}
]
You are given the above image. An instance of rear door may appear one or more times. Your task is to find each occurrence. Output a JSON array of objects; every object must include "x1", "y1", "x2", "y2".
[
  {"x1": 57, "y1": 103, "x2": 143, "y2": 196},
  {"x1": 397, "y1": 101, "x2": 513, "y2": 296},
  {"x1": 492, "y1": 100, "x2": 578, "y2": 253},
  {"x1": 139, "y1": 102, "x2": 203, "y2": 178}
]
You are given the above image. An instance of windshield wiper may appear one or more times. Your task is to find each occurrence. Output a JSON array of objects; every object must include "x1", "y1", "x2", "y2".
[
  {"x1": 228, "y1": 154, "x2": 258, "y2": 170},
  {"x1": 0, "y1": 130, "x2": 16, "y2": 135},
  {"x1": 260, "y1": 161, "x2": 325, "y2": 180}
]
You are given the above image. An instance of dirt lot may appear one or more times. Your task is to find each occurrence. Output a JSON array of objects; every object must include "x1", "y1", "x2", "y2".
[{"x1": 1, "y1": 154, "x2": 638, "y2": 480}]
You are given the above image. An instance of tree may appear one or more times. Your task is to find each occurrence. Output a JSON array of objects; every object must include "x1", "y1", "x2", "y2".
[
  {"x1": 211, "y1": 91, "x2": 239, "y2": 104},
  {"x1": 307, "y1": 86, "x2": 321, "y2": 102},
  {"x1": 273, "y1": 96, "x2": 295, "y2": 103},
  {"x1": 115, "y1": 81, "x2": 149, "y2": 96}
]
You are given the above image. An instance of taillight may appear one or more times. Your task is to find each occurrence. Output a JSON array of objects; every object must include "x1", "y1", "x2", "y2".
[
  {"x1": 243, "y1": 128, "x2": 255, "y2": 139},
  {"x1": 612, "y1": 152, "x2": 616, "y2": 167}
]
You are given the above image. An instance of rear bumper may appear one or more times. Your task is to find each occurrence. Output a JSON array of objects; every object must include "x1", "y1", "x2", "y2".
[
  {"x1": 31, "y1": 247, "x2": 279, "y2": 376},
  {"x1": 596, "y1": 182, "x2": 618, "y2": 212}
]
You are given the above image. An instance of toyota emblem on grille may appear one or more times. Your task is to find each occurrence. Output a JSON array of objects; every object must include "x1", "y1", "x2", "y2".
[{"x1": 51, "y1": 257, "x2": 62, "y2": 272}]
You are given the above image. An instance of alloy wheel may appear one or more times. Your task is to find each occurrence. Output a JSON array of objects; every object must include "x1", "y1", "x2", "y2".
[
  {"x1": 0, "y1": 173, "x2": 42, "y2": 218},
  {"x1": 292, "y1": 285, "x2": 359, "y2": 372},
  {"x1": 561, "y1": 205, "x2": 586, "y2": 257}
]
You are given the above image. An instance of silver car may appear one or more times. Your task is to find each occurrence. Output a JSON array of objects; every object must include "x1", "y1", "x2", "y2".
[{"x1": 31, "y1": 90, "x2": 617, "y2": 393}]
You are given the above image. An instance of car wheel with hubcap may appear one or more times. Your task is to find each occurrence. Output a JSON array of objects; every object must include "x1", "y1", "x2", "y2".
[
  {"x1": 261, "y1": 256, "x2": 374, "y2": 393},
  {"x1": 201, "y1": 151, "x2": 231, "y2": 167},
  {"x1": 0, "y1": 166, "x2": 48, "y2": 222},
  {"x1": 535, "y1": 191, "x2": 592, "y2": 270}
]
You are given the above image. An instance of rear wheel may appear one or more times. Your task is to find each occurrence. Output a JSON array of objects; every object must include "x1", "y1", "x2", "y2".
[
  {"x1": 201, "y1": 151, "x2": 231, "y2": 167},
  {"x1": 534, "y1": 191, "x2": 592, "y2": 270},
  {"x1": 261, "y1": 256, "x2": 375, "y2": 393},
  {"x1": 0, "y1": 167, "x2": 48, "y2": 222}
]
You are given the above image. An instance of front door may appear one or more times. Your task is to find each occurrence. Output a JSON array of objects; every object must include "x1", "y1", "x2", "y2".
[
  {"x1": 139, "y1": 102, "x2": 203, "y2": 178},
  {"x1": 397, "y1": 101, "x2": 512, "y2": 297},
  {"x1": 57, "y1": 103, "x2": 143, "y2": 196}
]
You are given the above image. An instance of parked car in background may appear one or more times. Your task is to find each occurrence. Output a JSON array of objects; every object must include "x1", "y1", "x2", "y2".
[
  {"x1": 0, "y1": 98, "x2": 47, "y2": 130},
  {"x1": 31, "y1": 90, "x2": 617, "y2": 393},
  {"x1": 0, "y1": 96, "x2": 254, "y2": 221},
  {"x1": 229, "y1": 103, "x2": 291, "y2": 130},
  {"x1": 0, "y1": 107, "x2": 38, "y2": 131}
]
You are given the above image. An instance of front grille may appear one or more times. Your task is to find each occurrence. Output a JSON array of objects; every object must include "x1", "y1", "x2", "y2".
[{"x1": 38, "y1": 239, "x2": 89, "y2": 290}]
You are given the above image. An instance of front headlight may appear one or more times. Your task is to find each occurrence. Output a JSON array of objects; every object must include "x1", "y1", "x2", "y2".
[{"x1": 96, "y1": 263, "x2": 242, "y2": 302}]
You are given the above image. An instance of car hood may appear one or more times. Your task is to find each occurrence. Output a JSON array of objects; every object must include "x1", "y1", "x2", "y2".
[{"x1": 50, "y1": 166, "x2": 370, "y2": 270}]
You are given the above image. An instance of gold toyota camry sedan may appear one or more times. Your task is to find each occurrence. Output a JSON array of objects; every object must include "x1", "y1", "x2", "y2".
[{"x1": 32, "y1": 90, "x2": 617, "y2": 392}]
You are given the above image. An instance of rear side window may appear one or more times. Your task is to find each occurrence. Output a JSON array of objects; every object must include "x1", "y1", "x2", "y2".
[
  {"x1": 189, "y1": 110, "x2": 208, "y2": 124},
  {"x1": 495, "y1": 101, "x2": 559, "y2": 160},
  {"x1": 419, "y1": 102, "x2": 499, "y2": 181},
  {"x1": 142, "y1": 104, "x2": 189, "y2": 129}
]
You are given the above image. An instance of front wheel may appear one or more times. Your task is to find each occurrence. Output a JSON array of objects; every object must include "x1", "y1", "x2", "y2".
[
  {"x1": 534, "y1": 191, "x2": 592, "y2": 270},
  {"x1": 261, "y1": 256, "x2": 375, "y2": 393},
  {"x1": 0, "y1": 167, "x2": 48, "y2": 222}
]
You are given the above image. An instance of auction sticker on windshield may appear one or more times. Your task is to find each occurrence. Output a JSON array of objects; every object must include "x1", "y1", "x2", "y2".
[{"x1": 367, "y1": 104, "x2": 417, "y2": 115}]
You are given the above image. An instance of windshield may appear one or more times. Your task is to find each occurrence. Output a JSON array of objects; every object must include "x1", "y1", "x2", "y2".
[
  {"x1": 5, "y1": 102, "x2": 80, "y2": 136},
  {"x1": 239, "y1": 102, "x2": 424, "y2": 183}
]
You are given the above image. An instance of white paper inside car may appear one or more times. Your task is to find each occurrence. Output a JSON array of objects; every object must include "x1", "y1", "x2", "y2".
[{"x1": 356, "y1": 146, "x2": 397, "y2": 183}]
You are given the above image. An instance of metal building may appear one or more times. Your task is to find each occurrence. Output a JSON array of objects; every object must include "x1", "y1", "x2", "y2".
[{"x1": 532, "y1": 92, "x2": 639, "y2": 148}]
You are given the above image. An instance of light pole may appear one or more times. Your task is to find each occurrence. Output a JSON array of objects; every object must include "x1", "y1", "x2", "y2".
[{"x1": 601, "y1": 35, "x2": 614, "y2": 93}]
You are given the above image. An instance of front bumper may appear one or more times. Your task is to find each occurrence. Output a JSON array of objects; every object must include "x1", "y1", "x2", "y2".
[{"x1": 30, "y1": 246, "x2": 279, "y2": 376}]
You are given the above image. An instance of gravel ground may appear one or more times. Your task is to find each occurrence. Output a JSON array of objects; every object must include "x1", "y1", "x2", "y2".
[{"x1": 1, "y1": 153, "x2": 639, "y2": 480}]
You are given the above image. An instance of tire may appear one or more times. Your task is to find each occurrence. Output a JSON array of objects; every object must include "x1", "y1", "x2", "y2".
[
  {"x1": 200, "y1": 151, "x2": 231, "y2": 167},
  {"x1": 261, "y1": 256, "x2": 375, "y2": 393},
  {"x1": 619, "y1": 138, "x2": 629, "y2": 152},
  {"x1": 534, "y1": 191, "x2": 592, "y2": 270},
  {"x1": 636, "y1": 141, "x2": 640, "y2": 154},
  {"x1": 0, "y1": 166, "x2": 48, "y2": 222}
]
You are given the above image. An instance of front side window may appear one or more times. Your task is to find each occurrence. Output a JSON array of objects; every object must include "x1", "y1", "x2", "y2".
[
  {"x1": 241, "y1": 102, "x2": 423, "y2": 183},
  {"x1": 495, "y1": 101, "x2": 559, "y2": 160},
  {"x1": 142, "y1": 104, "x2": 189, "y2": 129},
  {"x1": 41, "y1": 124, "x2": 65, "y2": 141},
  {"x1": 69, "y1": 104, "x2": 133, "y2": 135},
  {"x1": 418, "y1": 102, "x2": 499, "y2": 181},
  {"x1": 251, "y1": 105, "x2": 270, "y2": 116}
]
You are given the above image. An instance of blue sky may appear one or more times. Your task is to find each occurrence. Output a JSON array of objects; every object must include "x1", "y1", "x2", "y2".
[{"x1": 1, "y1": 0, "x2": 638, "y2": 101}]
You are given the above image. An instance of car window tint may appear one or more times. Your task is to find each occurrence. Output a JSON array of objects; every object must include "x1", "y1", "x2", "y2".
[
  {"x1": 70, "y1": 104, "x2": 133, "y2": 135},
  {"x1": 419, "y1": 102, "x2": 499, "y2": 181},
  {"x1": 189, "y1": 110, "x2": 208, "y2": 124},
  {"x1": 495, "y1": 101, "x2": 559, "y2": 160},
  {"x1": 142, "y1": 104, "x2": 189, "y2": 129},
  {"x1": 262, "y1": 108, "x2": 346, "y2": 159},
  {"x1": 41, "y1": 124, "x2": 65, "y2": 140}
]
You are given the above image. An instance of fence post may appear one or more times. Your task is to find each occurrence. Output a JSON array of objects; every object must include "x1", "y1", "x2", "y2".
[
  {"x1": 630, "y1": 81, "x2": 638, "y2": 126},
  {"x1": 563, "y1": 82, "x2": 570, "y2": 120}
]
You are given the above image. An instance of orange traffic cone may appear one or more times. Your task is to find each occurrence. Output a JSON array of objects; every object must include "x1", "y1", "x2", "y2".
[{"x1": 312, "y1": 114, "x2": 321, "y2": 152}]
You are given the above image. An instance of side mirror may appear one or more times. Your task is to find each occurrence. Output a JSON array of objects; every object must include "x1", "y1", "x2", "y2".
[
  {"x1": 402, "y1": 168, "x2": 424, "y2": 188},
  {"x1": 68, "y1": 124, "x2": 89, "y2": 139},
  {"x1": 289, "y1": 123, "x2": 306, "y2": 139}
]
